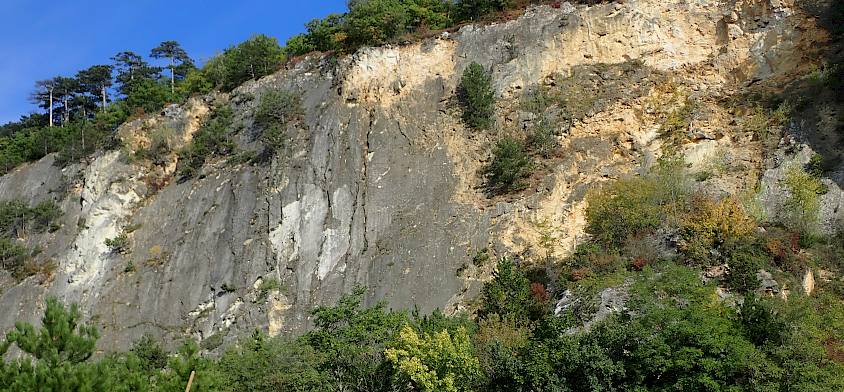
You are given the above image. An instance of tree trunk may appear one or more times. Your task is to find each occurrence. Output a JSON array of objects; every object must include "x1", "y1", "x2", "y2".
[
  {"x1": 101, "y1": 86, "x2": 107, "y2": 113},
  {"x1": 63, "y1": 97, "x2": 69, "y2": 127},
  {"x1": 48, "y1": 88, "x2": 53, "y2": 127},
  {"x1": 170, "y1": 58, "x2": 175, "y2": 94}
]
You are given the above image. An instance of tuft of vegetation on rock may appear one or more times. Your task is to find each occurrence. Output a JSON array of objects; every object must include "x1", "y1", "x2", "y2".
[
  {"x1": 104, "y1": 232, "x2": 130, "y2": 254},
  {"x1": 253, "y1": 90, "x2": 304, "y2": 161},
  {"x1": 177, "y1": 105, "x2": 236, "y2": 177}
]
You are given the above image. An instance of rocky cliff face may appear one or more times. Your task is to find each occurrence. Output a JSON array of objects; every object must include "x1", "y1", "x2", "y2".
[{"x1": 0, "y1": 0, "x2": 838, "y2": 352}]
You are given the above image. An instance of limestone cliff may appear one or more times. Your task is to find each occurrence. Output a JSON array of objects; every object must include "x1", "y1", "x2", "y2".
[{"x1": 0, "y1": 0, "x2": 839, "y2": 353}]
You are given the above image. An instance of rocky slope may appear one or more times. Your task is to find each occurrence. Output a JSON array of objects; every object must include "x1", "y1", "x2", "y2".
[{"x1": 0, "y1": 0, "x2": 839, "y2": 353}]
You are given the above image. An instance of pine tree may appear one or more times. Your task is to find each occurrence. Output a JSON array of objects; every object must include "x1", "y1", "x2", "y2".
[
  {"x1": 151, "y1": 41, "x2": 194, "y2": 94},
  {"x1": 0, "y1": 296, "x2": 99, "y2": 391},
  {"x1": 458, "y1": 62, "x2": 496, "y2": 129},
  {"x1": 77, "y1": 65, "x2": 114, "y2": 113}
]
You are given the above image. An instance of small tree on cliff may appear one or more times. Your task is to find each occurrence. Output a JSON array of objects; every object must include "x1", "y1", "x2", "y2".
[{"x1": 458, "y1": 62, "x2": 496, "y2": 130}]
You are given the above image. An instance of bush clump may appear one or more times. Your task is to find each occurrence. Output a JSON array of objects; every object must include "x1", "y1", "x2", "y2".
[
  {"x1": 527, "y1": 119, "x2": 560, "y2": 158},
  {"x1": 458, "y1": 62, "x2": 496, "y2": 130},
  {"x1": 178, "y1": 106, "x2": 236, "y2": 177},
  {"x1": 781, "y1": 163, "x2": 827, "y2": 235},
  {"x1": 483, "y1": 136, "x2": 533, "y2": 194},
  {"x1": 0, "y1": 238, "x2": 30, "y2": 275},
  {"x1": 105, "y1": 233, "x2": 130, "y2": 254},
  {"x1": 680, "y1": 196, "x2": 756, "y2": 266},
  {"x1": 253, "y1": 90, "x2": 304, "y2": 160},
  {"x1": 585, "y1": 158, "x2": 688, "y2": 249}
]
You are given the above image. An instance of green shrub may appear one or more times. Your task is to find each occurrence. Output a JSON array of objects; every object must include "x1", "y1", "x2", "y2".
[
  {"x1": 657, "y1": 98, "x2": 697, "y2": 145},
  {"x1": 0, "y1": 238, "x2": 29, "y2": 274},
  {"x1": 738, "y1": 294, "x2": 787, "y2": 346},
  {"x1": 105, "y1": 233, "x2": 130, "y2": 254},
  {"x1": 305, "y1": 286, "x2": 408, "y2": 392},
  {"x1": 808, "y1": 153, "x2": 825, "y2": 177},
  {"x1": 216, "y1": 331, "x2": 330, "y2": 391},
  {"x1": 254, "y1": 90, "x2": 303, "y2": 160},
  {"x1": 257, "y1": 277, "x2": 281, "y2": 301},
  {"x1": 178, "y1": 106, "x2": 236, "y2": 177},
  {"x1": 483, "y1": 136, "x2": 533, "y2": 194},
  {"x1": 0, "y1": 200, "x2": 32, "y2": 237},
  {"x1": 527, "y1": 119, "x2": 559, "y2": 158},
  {"x1": 255, "y1": 90, "x2": 304, "y2": 128},
  {"x1": 30, "y1": 200, "x2": 62, "y2": 232},
  {"x1": 694, "y1": 171, "x2": 713, "y2": 182},
  {"x1": 472, "y1": 248, "x2": 490, "y2": 267},
  {"x1": 0, "y1": 199, "x2": 62, "y2": 237},
  {"x1": 585, "y1": 157, "x2": 689, "y2": 249},
  {"x1": 727, "y1": 248, "x2": 763, "y2": 292},
  {"x1": 385, "y1": 325, "x2": 482, "y2": 392},
  {"x1": 781, "y1": 163, "x2": 827, "y2": 235},
  {"x1": 457, "y1": 0, "x2": 513, "y2": 21},
  {"x1": 479, "y1": 258, "x2": 544, "y2": 324},
  {"x1": 458, "y1": 62, "x2": 496, "y2": 130},
  {"x1": 130, "y1": 333, "x2": 169, "y2": 372}
]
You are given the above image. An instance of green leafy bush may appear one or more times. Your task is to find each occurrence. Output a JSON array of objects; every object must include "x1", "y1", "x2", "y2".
[
  {"x1": 216, "y1": 331, "x2": 331, "y2": 391},
  {"x1": 479, "y1": 258, "x2": 545, "y2": 324},
  {"x1": 254, "y1": 90, "x2": 304, "y2": 128},
  {"x1": 585, "y1": 161, "x2": 687, "y2": 249},
  {"x1": 130, "y1": 333, "x2": 169, "y2": 372},
  {"x1": 253, "y1": 90, "x2": 303, "y2": 160},
  {"x1": 0, "y1": 199, "x2": 61, "y2": 277},
  {"x1": 178, "y1": 106, "x2": 236, "y2": 177},
  {"x1": 483, "y1": 136, "x2": 533, "y2": 194},
  {"x1": 305, "y1": 286, "x2": 408, "y2": 392},
  {"x1": 457, "y1": 0, "x2": 513, "y2": 21},
  {"x1": 105, "y1": 233, "x2": 130, "y2": 254},
  {"x1": 458, "y1": 62, "x2": 496, "y2": 130},
  {"x1": 727, "y1": 247, "x2": 763, "y2": 292},
  {"x1": 781, "y1": 163, "x2": 827, "y2": 235},
  {"x1": 385, "y1": 325, "x2": 482, "y2": 392}
]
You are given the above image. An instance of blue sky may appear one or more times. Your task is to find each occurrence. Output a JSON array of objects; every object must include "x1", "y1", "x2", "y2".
[{"x1": 0, "y1": 0, "x2": 348, "y2": 124}]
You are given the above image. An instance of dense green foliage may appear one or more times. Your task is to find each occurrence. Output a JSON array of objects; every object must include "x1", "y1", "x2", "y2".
[
  {"x1": 585, "y1": 157, "x2": 687, "y2": 249},
  {"x1": 458, "y1": 62, "x2": 496, "y2": 130},
  {"x1": 483, "y1": 136, "x2": 533, "y2": 194},
  {"x1": 284, "y1": 0, "x2": 549, "y2": 57},
  {"x1": 781, "y1": 163, "x2": 827, "y2": 235},
  {"x1": 202, "y1": 35, "x2": 286, "y2": 92},
  {"x1": 5, "y1": 246, "x2": 844, "y2": 391}
]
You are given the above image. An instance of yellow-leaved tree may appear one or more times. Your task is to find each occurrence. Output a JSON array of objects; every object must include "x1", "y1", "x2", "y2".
[{"x1": 385, "y1": 325, "x2": 482, "y2": 392}]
